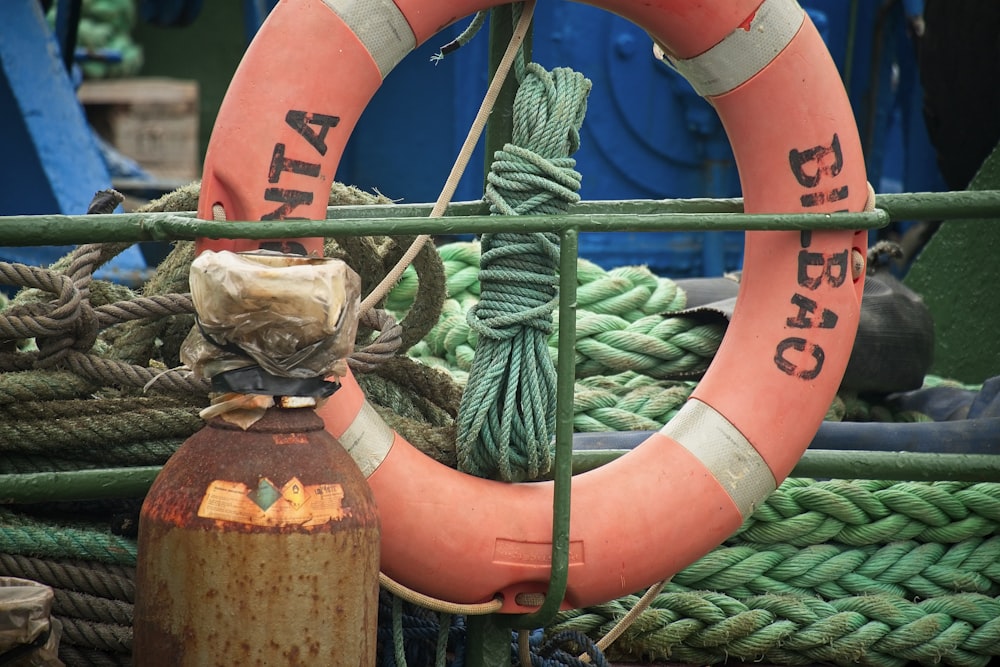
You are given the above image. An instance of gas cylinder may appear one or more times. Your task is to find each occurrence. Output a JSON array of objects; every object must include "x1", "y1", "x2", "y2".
[{"x1": 133, "y1": 402, "x2": 380, "y2": 666}]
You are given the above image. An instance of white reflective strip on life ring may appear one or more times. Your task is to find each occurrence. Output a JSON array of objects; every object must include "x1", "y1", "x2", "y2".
[
  {"x1": 660, "y1": 398, "x2": 776, "y2": 517},
  {"x1": 339, "y1": 399, "x2": 396, "y2": 476},
  {"x1": 320, "y1": 0, "x2": 415, "y2": 78},
  {"x1": 665, "y1": 0, "x2": 804, "y2": 97}
]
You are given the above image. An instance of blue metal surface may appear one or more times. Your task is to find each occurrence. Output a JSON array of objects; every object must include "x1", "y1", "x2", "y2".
[
  {"x1": 0, "y1": 0, "x2": 111, "y2": 217},
  {"x1": 0, "y1": 0, "x2": 147, "y2": 283},
  {"x1": 332, "y1": 2, "x2": 949, "y2": 278},
  {"x1": 339, "y1": 21, "x2": 480, "y2": 204},
  {"x1": 4, "y1": 1, "x2": 950, "y2": 281}
]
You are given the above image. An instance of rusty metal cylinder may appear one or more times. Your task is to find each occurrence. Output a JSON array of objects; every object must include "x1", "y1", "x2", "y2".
[{"x1": 133, "y1": 405, "x2": 380, "y2": 666}]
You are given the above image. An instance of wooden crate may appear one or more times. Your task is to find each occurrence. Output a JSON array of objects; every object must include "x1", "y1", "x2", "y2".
[{"x1": 78, "y1": 77, "x2": 200, "y2": 181}]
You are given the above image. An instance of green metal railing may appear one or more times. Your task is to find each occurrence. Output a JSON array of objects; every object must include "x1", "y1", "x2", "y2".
[
  {"x1": 4, "y1": 190, "x2": 1000, "y2": 245},
  {"x1": 1, "y1": 189, "x2": 999, "y2": 665}
]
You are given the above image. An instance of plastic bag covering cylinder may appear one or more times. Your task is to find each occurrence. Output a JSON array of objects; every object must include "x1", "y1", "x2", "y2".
[{"x1": 133, "y1": 406, "x2": 380, "y2": 665}]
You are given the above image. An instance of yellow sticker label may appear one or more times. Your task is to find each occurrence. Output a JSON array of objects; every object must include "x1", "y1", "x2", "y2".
[{"x1": 197, "y1": 477, "x2": 347, "y2": 527}]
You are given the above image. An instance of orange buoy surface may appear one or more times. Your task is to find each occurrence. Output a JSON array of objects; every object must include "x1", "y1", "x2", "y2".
[{"x1": 194, "y1": 0, "x2": 868, "y2": 614}]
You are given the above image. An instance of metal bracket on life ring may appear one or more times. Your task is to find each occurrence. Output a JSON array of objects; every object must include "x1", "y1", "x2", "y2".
[{"x1": 195, "y1": 0, "x2": 869, "y2": 614}]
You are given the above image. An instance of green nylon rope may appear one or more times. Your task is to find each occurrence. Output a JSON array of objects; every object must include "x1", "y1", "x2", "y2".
[
  {"x1": 735, "y1": 479, "x2": 1000, "y2": 547},
  {"x1": 455, "y1": 58, "x2": 592, "y2": 482},
  {"x1": 1, "y1": 479, "x2": 1000, "y2": 664},
  {"x1": 386, "y1": 242, "x2": 686, "y2": 318},
  {"x1": 573, "y1": 372, "x2": 693, "y2": 431},
  {"x1": 673, "y1": 537, "x2": 1000, "y2": 601},
  {"x1": 0, "y1": 508, "x2": 136, "y2": 567},
  {"x1": 549, "y1": 590, "x2": 1000, "y2": 667},
  {"x1": 391, "y1": 242, "x2": 706, "y2": 382}
]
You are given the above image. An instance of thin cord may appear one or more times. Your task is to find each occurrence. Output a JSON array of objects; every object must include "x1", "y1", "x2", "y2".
[
  {"x1": 518, "y1": 629, "x2": 532, "y2": 665},
  {"x1": 579, "y1": 579, "x2": 668, "y2": 663},
  {"x1": 379, "y1": 572, "x2": 504, "y2": 616}
]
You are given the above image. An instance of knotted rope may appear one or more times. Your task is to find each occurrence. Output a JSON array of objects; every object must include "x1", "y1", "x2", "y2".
[
  {"x1": 455, "y1": 32, "x2": 592, "y2": 481},
  {"x1": 0, "y1": 186, "x2": 422, "y2": 399}
]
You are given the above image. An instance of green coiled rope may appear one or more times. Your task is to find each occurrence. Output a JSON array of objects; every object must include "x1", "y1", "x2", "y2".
[
  {"x1": 550, "y1": 589, "x2": 1000, "y2": 667},
  {"x1": 455, "y1": 54, "x2": 592, "y2": 482}
]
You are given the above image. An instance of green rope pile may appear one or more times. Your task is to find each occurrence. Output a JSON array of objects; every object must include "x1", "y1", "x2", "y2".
[
  {"x1": 393, "y1": 242, "x2": 709, "y2": 433},
  {"x1": 456, "y1": 52, "x2": 591, "y2": 482},
  {"x1": 4, "y1": 479, "x2": 1000, "y2": 665},
  {"x1": 551, "y1": 479, "x2": 1000, "y2": 666},
  {"x1": 393, "y1": 241, "x2": 719, "y2": 383},
  {"x1": 390, "y1": 241, "x2": 926, "y2": 431},
  {"x1": 552, "y1": 589, "x2": 1000, "y2": 667}
]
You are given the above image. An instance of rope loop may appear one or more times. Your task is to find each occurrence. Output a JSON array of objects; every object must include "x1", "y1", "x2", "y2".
[
  {"x1": 456, "y1": 30, "x2": 591, "y2": 483},
  {"x1": 467, "y1": 232, "x2": 560, "y2": 340}
]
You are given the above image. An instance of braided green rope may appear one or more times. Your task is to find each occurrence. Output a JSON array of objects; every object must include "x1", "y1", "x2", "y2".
[
  {"x1": 673, "y1": 537, "x2": 1000, "y2": 601},
  {"x1": 0, "y1": 407, "x2": 200, "y2": 453},
  {"x1": 735, "y1": 479, "x2": 1000, "y2": 547},
  {"x1": 456, "y1": 57, "x2": 591, "y2": 481},
  {"x1": 402, "y1": 244, "x2": 725, "y2": 382},
  {"x1": 386, "y1": 242, "x2": 696, "y2": 377},
  {"x1": 0, "y1": 441, "x2": 181, "y2": 474},
  {"x1": 550, "y1": 590, "x2": 1000, "y2": 667},
  {"x1": 574, "y1": 372, "x2": 693, "y2": 431},
  {"x1": 569, "y1": 312, "x2": 723, "y2": 379},
  {"x1": 0, "y1": 508, "x2": 137, "y2": 566},
  {"x1": 405, "y1": 252, "x2": 707, "y2": 413},
  {"x1": 390, "y1": 243, "x2": 687, "y2": 317},
  {"x1": 0, "y1": 370, "x2": 95, "y2": 405}
]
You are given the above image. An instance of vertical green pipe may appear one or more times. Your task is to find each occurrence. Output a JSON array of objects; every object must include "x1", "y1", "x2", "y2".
[
  {"x1": 509, "y1": 227, "x2": 578, "y2": 630},
  {"x1": 483, "y1": 4, "x2": 533, "y2": 186},
  {"x1": 467, "y1": 10, "x2": 534, "y2": 665},
  {"x1": 464, "y1": 229, "x2": 578, "y2": 664}
]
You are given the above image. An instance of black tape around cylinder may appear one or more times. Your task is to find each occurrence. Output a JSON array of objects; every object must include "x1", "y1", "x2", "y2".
[{"x1": 210, "y1": 366, "x2": 340, "y2": 398}]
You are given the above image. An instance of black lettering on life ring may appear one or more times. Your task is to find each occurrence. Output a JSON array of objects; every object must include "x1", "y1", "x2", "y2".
[
  {"x1": 800, "y1": 185, "x2": 849, "y2": 208},
  {"x1": 268, "y1": 144, "x2": 321, "y2": 183},
  {"x1": 261, "y1": 187, "x2": 313, "y2": 220},
  {"x1": 798, "y1": 249, "x2": 848, "y2": 290},
  {"x1": 774, "y1": 337, "x2": 825, "y2": 380},
  {"x1": 285, "y1": 110, "x2": 340, "y2": 156},
  {"x1": 788, "y1": 134, "x2": 843, "y2": 188},
  {"x1": 786, "y1": 293, "x2": 839, "y2": 329}
]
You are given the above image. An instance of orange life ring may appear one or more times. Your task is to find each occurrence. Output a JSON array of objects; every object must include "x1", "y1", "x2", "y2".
[{"x1": 196, "y1": 0, "x2": 868, "y2": 613}]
